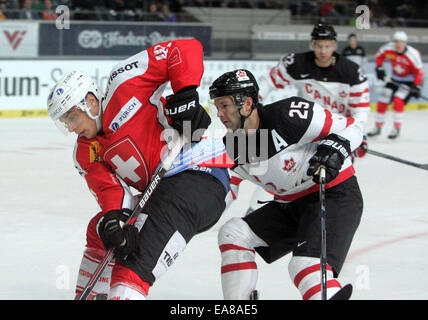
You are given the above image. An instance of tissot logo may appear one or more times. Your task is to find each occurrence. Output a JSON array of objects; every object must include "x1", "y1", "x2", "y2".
[{"x1": 3, "y1": 30, "x2": 27, "y2": 50}]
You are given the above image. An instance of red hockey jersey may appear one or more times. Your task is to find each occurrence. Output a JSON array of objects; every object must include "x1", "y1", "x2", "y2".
[
  {"x1": 73, "y1": 39, "x2": 204, "y2": 214},
  {"x1": 375, "y1": 42, "x2": 424, "y2": 85}
]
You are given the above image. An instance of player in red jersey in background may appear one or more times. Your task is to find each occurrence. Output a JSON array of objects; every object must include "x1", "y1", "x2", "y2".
[
  {"x1": 47, "y1": 39, "x2": 230, "y2": 300},
  {"x1": 368, "y1": 31, "x2": 424, "y2": 139}
]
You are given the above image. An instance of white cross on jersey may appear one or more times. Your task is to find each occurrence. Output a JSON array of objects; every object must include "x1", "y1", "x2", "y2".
[
  {"x1": 394, "y1": 64, "x2": 405, "y2": 74},
  {"x1": 111, "y1": 154, "x2": 141, "y2": 183}
]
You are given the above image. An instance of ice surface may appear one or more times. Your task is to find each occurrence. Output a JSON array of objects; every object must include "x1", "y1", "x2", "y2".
[{"x1": 1, "y1": 110, "x2": 427, "y2": 300}]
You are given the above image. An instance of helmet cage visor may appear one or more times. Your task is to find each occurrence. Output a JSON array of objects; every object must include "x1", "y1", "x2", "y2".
[{"x1": 53, "y1": 97, "x2": 92, "y2": 135}]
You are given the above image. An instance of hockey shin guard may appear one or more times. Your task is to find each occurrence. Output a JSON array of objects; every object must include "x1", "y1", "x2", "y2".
[
  {"x1": 374, "y1": 102, "x2": 388, "y2": 128},
  {"x1": 288, "y1": 256, "x2": 342, "y2": 300},
  {"x1": 75, "y1": 247, "x2": 113, "y2": 300},
  {"x1": 392, "y1": 97, "x2": 405, "y2": 129},
  {"x1": 108, "y1": 264, "x2": 150, "y2": 300},
  {"x1": 218, "y1": 218, "x2": 267, "y2": 299}
]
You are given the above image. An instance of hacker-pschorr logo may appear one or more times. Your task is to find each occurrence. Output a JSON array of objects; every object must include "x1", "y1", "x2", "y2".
[
  {"x1": 78, "y1": 30, "x2": 103, "y2": 49},
  {"x1": 78, "y1": 29, "x2": 186, "y2": 49}
]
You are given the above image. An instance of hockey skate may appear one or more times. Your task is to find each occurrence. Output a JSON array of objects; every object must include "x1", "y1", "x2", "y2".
[
  {"x1": 367, "y1": 126, "x2": 381, "y2": 137},
  {"x1": 387, "y1": 127, "x2": 400, "y2": 139}
]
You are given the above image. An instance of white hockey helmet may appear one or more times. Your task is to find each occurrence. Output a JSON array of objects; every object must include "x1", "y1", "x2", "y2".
[
  {"x1": 47, "y1": 70, "x2": 103, "y2": 135},
  {"x1": 393, "y1": 31, "x2": 408, "y2": 42}
]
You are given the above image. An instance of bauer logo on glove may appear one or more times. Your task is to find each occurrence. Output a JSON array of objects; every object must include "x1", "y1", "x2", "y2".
[
  {"x1": 318, "y1": 139, "x2": 350, "y2": 159},
  {"x1": 165, "y1": 98, "x2": 197, "y2": 116}
]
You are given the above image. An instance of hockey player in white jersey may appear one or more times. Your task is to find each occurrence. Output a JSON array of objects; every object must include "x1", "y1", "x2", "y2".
[
  {"x1": 368, "y1": 31, "x2": 424, "y2": 139},
  {"x1": 210, "y1": 69, "x2": 364, "y2": 300},
  {"x1": 247, "y1": 23, "x2": 370, "y2": 214},
  {"x1": 259, "y1": 23, "x2": 370, "y2": 132}
]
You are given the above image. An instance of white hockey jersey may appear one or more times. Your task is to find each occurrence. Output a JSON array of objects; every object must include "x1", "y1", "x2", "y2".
[
  {"x1": 225, "y1": 96, "x2": 363, "y2": 205},
  {"x1": 259, "y1": 51, "x2": 370, "y2": 134}
]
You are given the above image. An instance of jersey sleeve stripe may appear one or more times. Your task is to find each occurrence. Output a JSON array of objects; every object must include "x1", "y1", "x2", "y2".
[
  {"x1": 312, "y1": 109, "x2": 333, "y2": 142},
  {"x1": 348, "y1": 102, "x2": 370, "y2": 108},
  {"x1": 270, "y1": 68, "x2": 285, "y2": 88},
  {"x1": 276, "y1": 66, "x2": 290, "y2": 84},
  {"x1": 349, "y1": 88, "x2": 369, "y2": 97},
  {"x1": 231, "y1": 176, "x2": 243, "y2": 185},
  {"x1": 346, "y1": 116, "x2": 355, "y2": 127}
]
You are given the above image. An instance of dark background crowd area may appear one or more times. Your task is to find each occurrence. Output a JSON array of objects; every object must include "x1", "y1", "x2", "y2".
[{"x1": 0, "y1": 0, "x2": 427, "y2": 27}]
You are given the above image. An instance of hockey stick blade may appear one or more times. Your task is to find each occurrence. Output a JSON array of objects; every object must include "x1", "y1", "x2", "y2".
[
  {"x1": 367, "y1": 149, "x2": 428, "y2": 170},
  {"x1": 329, "y1": 284, "x2": 353, "y2": 300},
  {"x1": 249, "y1": 290, "x2": 259, "y2": 300}
]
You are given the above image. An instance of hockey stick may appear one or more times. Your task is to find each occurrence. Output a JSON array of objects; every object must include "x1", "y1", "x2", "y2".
[
  {"x1": 78, "y1": 134, "x2": 187, "y2": 300},
  {"x1": 382, "y1": 77, "x2": 428, "y2": 101},
  {"x1": 317, "y1": 167, "x2": 354, "y2": 300},
  {"x1": 367, "y1": 149, "x2": 428, "y2": 170},
  {"x1": 318, "y1": 166, "x2": 328, "y2": 300}
]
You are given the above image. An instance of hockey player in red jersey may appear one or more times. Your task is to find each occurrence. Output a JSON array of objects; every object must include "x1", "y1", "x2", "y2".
[
  {"x1": 47, "y1": 39, "x2": 230, "y2": 300},
  {"x1": 210, "y1": 69, "x2": 363, "y2": 300},
  {"x1": 368, "y1": 31, "x2": 424, "y2": 139}
]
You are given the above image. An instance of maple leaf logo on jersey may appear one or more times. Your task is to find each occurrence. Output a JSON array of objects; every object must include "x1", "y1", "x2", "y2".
[
  {"x1": 283, "y1": 158, "x2": 296, "y2": 172},
  {"x1": 339, "y1": 91, "x2": 347, "y2": 98}
]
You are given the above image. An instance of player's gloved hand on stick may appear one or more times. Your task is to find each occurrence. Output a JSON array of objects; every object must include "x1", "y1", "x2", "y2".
[
  {"x1": 307, "y1": 133, "x2": 351, "y2": 184},
  {"x1": 410, "y1": 84, "x2": 421, "y2": 98},
  {"x1": 165, "y1": 87, "x2": 211, "y2": 141},
  {"x1": 375, "y1": 66, "x2": 386, "y2": 81},
  {"x1": 97, "y1": 209, "x2": 139, "y2": 259},
  {"x1": 352, "y1": 135, "x2": 368, "y2": 158}
]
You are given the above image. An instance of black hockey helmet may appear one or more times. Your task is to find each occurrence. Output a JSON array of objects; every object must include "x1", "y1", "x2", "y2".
[
  {"x1": 311, "y1": 23, "x2": 337, "y2": 40},
  {"x1": 209, "y1": 69, "x2": 259, "y2": 108}
]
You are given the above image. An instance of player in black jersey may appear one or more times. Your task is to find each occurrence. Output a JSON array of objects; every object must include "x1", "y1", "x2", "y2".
[
  {"x1": 250, "y1": 24, "x2": 369, "y2": 213},
  {"x1": 259, "y1": 23, "x2": 370, "y2": 130},
  {"x1": 211, "y1": 69, "x2": 364, "y2": 300},
  {"x1": 341, "y1": 33, "x2": 367, "y2": 72}
]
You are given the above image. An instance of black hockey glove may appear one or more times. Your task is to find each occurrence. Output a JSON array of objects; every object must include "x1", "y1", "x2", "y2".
[
  {"x1": 165, "y1": 87, "x2": 211, "y2": 142},
  {"x1": 375, "y1": 66, "x2": 386, "y2": 81},
  {"x1": 352, "y1": 135, "x2": 368, "y2": 158},
  {"x1": 307, "y1": 133, "x2": 351, "y2": 184},
  {"x1": 97, "y1": 209, "x2": 139, "y2": 259},
  {"x1": 410, "y1": 84, "x2": 421, "y2": 98}
]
